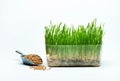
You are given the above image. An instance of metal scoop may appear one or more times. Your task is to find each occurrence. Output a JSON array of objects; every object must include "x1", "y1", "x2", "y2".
[{"x1": 15, "y1": 51, "x2": 38, "y2": 66}]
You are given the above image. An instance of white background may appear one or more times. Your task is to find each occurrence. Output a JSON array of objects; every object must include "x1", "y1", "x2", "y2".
[{"x1": 0, "y1": 0, "x2": 120, "y2": 81}]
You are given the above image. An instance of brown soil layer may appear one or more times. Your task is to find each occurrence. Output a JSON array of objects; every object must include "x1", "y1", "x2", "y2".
[{"x1": 47, "y1": 55, "x2": 100, "y2": 67}]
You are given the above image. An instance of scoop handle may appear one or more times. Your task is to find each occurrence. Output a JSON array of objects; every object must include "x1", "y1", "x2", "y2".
[{"x1": 15, "y1": 51, "x2": 24, "y2": 56}]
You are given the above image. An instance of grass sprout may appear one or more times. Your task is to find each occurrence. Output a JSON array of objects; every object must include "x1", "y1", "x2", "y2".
[
  {"x1": 45, "y1": 19, "x2": 104, "y2": 65},
  {"x1": 45, "y1": 19, "x2": 104, "y2": 45}
]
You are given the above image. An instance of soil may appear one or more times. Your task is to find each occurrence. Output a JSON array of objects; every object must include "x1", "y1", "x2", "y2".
[{"x1": 47, "y1": 55, "x2": 100, "y2": 67}]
